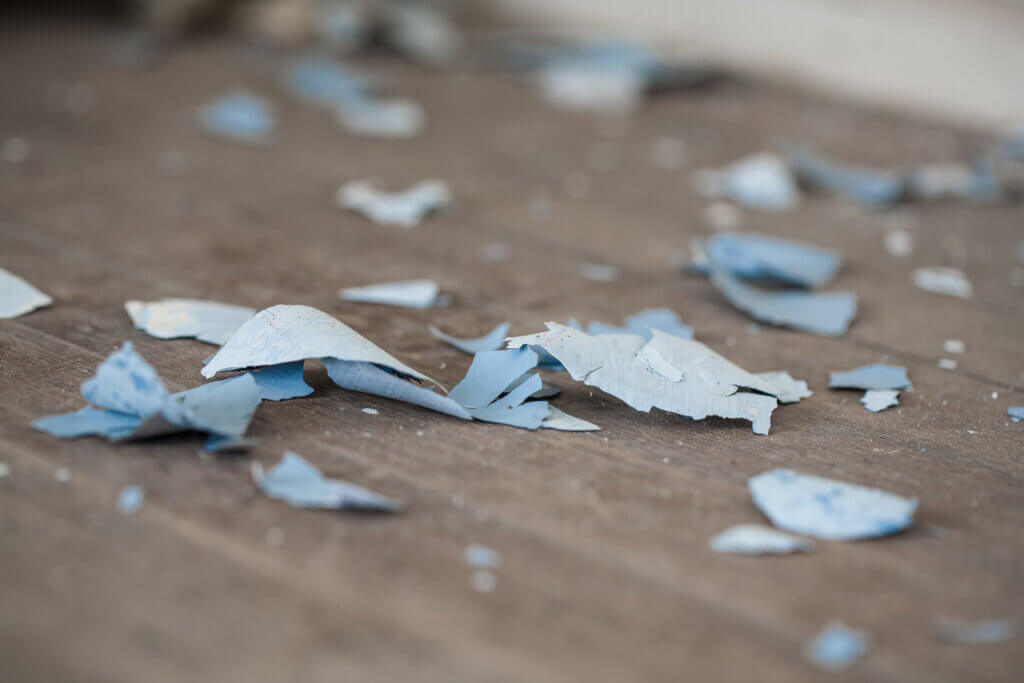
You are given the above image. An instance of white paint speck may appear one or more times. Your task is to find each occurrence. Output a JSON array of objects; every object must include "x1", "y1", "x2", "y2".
[
  {"x1": 578, "y1": 263, "x2": 620, "y2": 282},
  {"x1": 361, "y1": 407, "x2": 379, "y2": 415},
  {"x1": 884, "y1": 229, "x2": 913, "y2": 257},
  {"x1": 471, "y1": 570, "x2": 497, "y2": 593},
  {"x1": 938, "y1": 358, "x2": 958, "y2": 370},
  {"x1": 55, "y1": 468, "x2": 70, "y2": 483},
  {"x1": 943, "y1": 339, "x2": 965, "y2": 354},
  {"x1": 0, "y1": 462, "x2": 9, "y2": 478},
  {"x1": 464, "y1": 543, "x2": 501, "y2": 569}
]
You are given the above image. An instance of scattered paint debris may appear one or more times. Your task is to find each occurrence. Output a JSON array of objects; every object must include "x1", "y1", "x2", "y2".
[
  {"x1": 1008, "y1": 407, "x2": 1024, "y2": 423},
  {"x1": 710, "y1": 268, "x2": 857, "y2": 336},
  {"x1": 703, "y1": 232, "x2": 840, "y2": 288},
  {"x1": 117, "y1": 485, "x2": 144, "y2": 515},
  {"x1": 429, "y1": 322, "x2": 510, "y2": 354},
  {"x1": 197, "y1": 92, "x2": 274, "y2": 144},
  {"x1": 250, "y1": 361, "x2": 313, "y2": 401},
  {"x1": 464, "y1": 543, "x2": 501, "y2": 568},
  {"x1": 381, "y1": 2, "x2": 461, "y2": 67},
  {"x1": 932, "y1": 617, "x2": 1017, "y2": 644},
  {"x1": 508, "y1": 324, "x2": 781, "y2": 434},
  {"x1": 253, "y1": 452, "x2": 400, "y2": 511},
  {"x1": 337, "y1": 179, "x2": 450, "y2": 228},
  {"x1": 125, "y1": 298, "x2": 256, "y2": 345},
  {"x1": 586, "y1": 308, "x2": 693, "y2": 340},
  {"x1": 54, "y1": 467, "x2": 70, "y2": 483},
  {"x1": 340, "y1": 280, "x2": 441, "y2": 308},
  {"x1": 938, "y1": 358, "x2": 958, "y2": 370},
  {"x1": 0, "y1": 267, "x2": 52, "y2": 318},
  {"x1": 695, "y1": 154, "x2": 798, "y2": 210},
  {"x1": 829, "y1": 365, "x2": 911, "y2": 391},
  {"x1": 788, "y1": 146, "x2": 905, "y2": 205},
  {"x1": 913, "y1": 267, "x2": 973, "y2": 299},
  {"x1": 34, "y1": 341, "x2": 261, "y2": 451},
  {"x1": 709, "y1": 524, "x2": 812, "y2": 555},
  {"x1": 336, "y1": 97, "x2": 424, "y2": 138},
  {"x1": 943, "y1": 339, "x2": 965, "y2": 354},
  {"x1": 749, "y1": 468, "x2": 917, "y2": 540},
  {"x1": 908, "y1": 162, "x2": 1001, "y2": 203},
  {"x1": 324, "y1": 358, "x2": 470, "y2": 420},
  {"x1": 805, "y1": 622, "x2": 869, "y2": 670},
  {"x1": 577, "y1": 263, "x2": 621, "y2": 282},
  {"x1": 540, "y1": 406, "x2": 599, "y2": 432},
  {"x1": 861, "y1": 389, "x2": 899, "y2": 412},
  {"x1": 361, "y1": 407, "x2": 378, "y2": 415},
  {"x1": 284, "y1": 57, "x2": 370, "y2": 108}
]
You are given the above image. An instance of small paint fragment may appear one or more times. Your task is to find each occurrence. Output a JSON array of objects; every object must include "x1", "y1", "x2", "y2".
[
  {"x1": 913, "y1": 267, "x2": 972, "y2": 299},
  {"x1": 884, "y1": 229, "x2": 914, "y2": 257},
  {"x1": 861, "y1": 389, "x2": 899, "y2": 413},
  {"x1": 586, "y1": 308, "x2": 693, "y2": 340},
  {"x1": 938, "y1": 358, "x2": 958, "y2": 370},
  {"x1": 829, "y1": 365, "x2": 911, "y2": 391},
  {"x1": 749, "y1": 468, "x2": 917, "y2": 540},
  {"x1": 0, "y1": 462, "x2": 9, "y2": 478},
  {"x1": 756, "y1": 371, "x2": 812, "y2": 404},
  {"x1": 197, "y1": 92, "x2": 274, "y2": 144},
  {"x1": 943, "y1": 339, "x2": 965, "y2": 354},
  {"x1": 805, "y1": 622, "x2": 869, "y2": 670},
  {"x1": 464, "y1": 543, "x2": 501, "y2": 569},
  {"x1": 117, "y1": 486, "x2": 144, "y2": 515},
  {"x1": 284, "y1": 57, "x2": 370, "y2": 108},
  {"x1": 125, "y1": 298, "x2": 256, "y2": 345},
  {"x1": 578, "y1": 263, "x2": 620, "y2": 282},
  {"x1": 932, "y1": 617, "x2": 1017, "y2": 644},
  {"x1": 0, "y1": 267, "x2": 52, "y2": 319},
  {"x1": 788, "y1": 146, "x2": 905, "y2": 205},
  {"x1": 340, "y1": 280, "x2": 441, "y2": 308},
  {"x1": 710, "y1": 525, "x2": 812, "y2": 555},
  {"x1": 471, "y1": 570, "x2": 497, "y2": 593},
  {"x1": 1008, "y1": 407, "x2": 1024, "y2": 423},
  {"x1": 695, "y1": 153, "x2": 798, "y2": 210},
  {"x1": 337, "y1": 179, "x2": 450, "y2": 228},
  {"x1": 336, "y1": 97, "x2": 424, "y2": 138},
  {"x1": 253, "y1": 452, "x2": 401, "y2": 511},
  {"x1": 361, "y1": 407, "x2": 379, "y2": 415},
  {"x1": 54, "y1": 468, "x2": 70, "y2": 483},
  {"x1": 704, "y1": 232, "x2": 840, "y2": 288}
]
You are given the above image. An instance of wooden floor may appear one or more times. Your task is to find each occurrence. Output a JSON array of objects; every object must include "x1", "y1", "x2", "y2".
[{"x1": 2, "y1": 19, "x2": 1023, "y2": 683}]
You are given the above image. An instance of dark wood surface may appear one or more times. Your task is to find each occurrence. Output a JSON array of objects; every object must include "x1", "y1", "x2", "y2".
[{"x1": 2, "y1": 20, "x2": 1023, "y2": 683}]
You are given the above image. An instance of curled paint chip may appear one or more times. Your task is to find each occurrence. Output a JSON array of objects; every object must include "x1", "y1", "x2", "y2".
[
  {"x1": 788, "y1": 147, "x2": 906, "y2": 205},
  {"x1": 704, "y1": 233, "x2": 840, "y2": 288},
  {"x1": 337, "y1": 179, "x2": 450, "y2": 228},
  {"x1": 197, "y1": 92, "x2": 274, "y2": 144},
  {"x1": 507, "y1": 324, "x2": 779, "y2": 434},
  {"x1": 340, "y1": 280, "x2": 441, "y2": 308},
  {"x1": 805, "y1": 622, "x2": 869, "y2": 670},
  {"x1": 125, "y1": 298, "x2": 256, "y2": 345},
  {"x1": 541, "y1": 406, "x2": 599, "y2": 432},
  {"x1": 932, "y1": 617, "x2": 1017, "y2": 644},
  {"x1": 749, "y1": 468, "x2": 917, "y2": 540},
  {"x1": 0, "y1": 267, "x2": 52, "y2": 318},
  {"x1": 201, "y1": 304, "x2": 439, "y2": 386},
  {"x1": 429, "y1": 322, "x2": 510, "y2": 354},
  {"x1": 695, "y1": 154, "x2": 798, "y2": 210},
  {"x1": 829, "y1": 364, "x2": 911, "y2": 390},
  {"x1": 710, "y1": 267, "x2": 857, "y2": 336},
  {"x1": 323, "y1": 359, "x2": 470, "y2": 420},
  {"x1": 254, "y1": 452, "x2": 400, "y2": 512},
  {"x1": 710, "y1": 524, "x2": 813, "y2": 555},
  {"x1": 250, "y1": 361, "x2": 313, "y2": 401},
  {"x1": 861, "y1": 389, "x2": 899, "y2": 412},
  {"x1": 913, "y1": 267, "x2": 973, "y2": 299}
]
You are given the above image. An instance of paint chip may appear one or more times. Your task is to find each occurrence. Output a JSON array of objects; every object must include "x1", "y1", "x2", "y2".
[
  {"x1": 913, "y1": 267, "x2": 972, "y2": 299},
  {"x1": 125, "y1": 298, "x2": 256, "y2": 345},
  {"x1": 710, "y1": 524, "x2": 812, "y2": 555},
  {"x1": 0, "y1": 267, "x2": 52, "y2": 319},
  {"x1": 253, "y1": 452, "x2": 401, "y2": 511},
  {"x1": 337, "y1": 179, "x2": 450, "y2": 228},
  {"x1": 861, "y1": 389, "x2": 899, "y2": 413},
  {"x1": 117, "y1": 486, "x2": 144, "y2": 515},
  {"x1": 805, "y1": 622, "x2": 869, "y2": 670},
  {"x1": 340, "y1": 280, "x2": 441, "y2": 308}
]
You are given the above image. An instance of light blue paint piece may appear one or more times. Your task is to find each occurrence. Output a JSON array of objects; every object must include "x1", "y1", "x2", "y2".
[
  {"x1": 447, "y1": 347, "x2": 539, "y2": 409},
  {"x1": 705, "y1": 233, "x2": 840, "y2": 288},
  {"x1": 323, "y1": 358, "x2": 470, "y2": 420},
  {"x1": 710, "y1": 268, "x2": 857, "y2": 336},
  {"x1": 284, "y1": 57, "x2": 371, "y2": 108},
  {"x1": 468, "y1": 373, "x2": 550, "y2": 430},
  {"x1": 709, "y1": 524, "x2": 813, "y2": 555},
  {"x1": 117, "y1": 485, "x2": 144, "y2": 515},
  {"x1": 464, "y1": 543, "x2": 501, "y2": 568},
  {"x1": 908, "y1": 160, "x2": 1002, "y2": 203},
  {"x1": 254, "y1": 452, "x2": 400, "y2": 511},
  {"x1": 429, "y1": 322, "x2": 510, "y2": 354},
  {"x1": 125, "y1": 298, "x2": 255, "y2": 345},
  {"x1": 788, "y1": 147, "x2": 907, "y2": 205},
  {"x1": 805, "y1": 622, "x2": 869, "y2": 670},
  {"x1": 829, "y1": 364, "x2": 911, "y2": 391},
  {"x1": 933, "y1": 617, "x2": 1017, "y2": 644},
  {"x1": 699, "y1": 154, "x2": 799, "y2": 210},
  {"x1": 32, "y1": 407, "x2": 141, "y2": 440},
  {"x1": 204, "y1": 435, "x2": 257, "y2": 452},
  {"x1": 164, "y1": 373, "x2": 261, "y2": 439},
  {"x1": 749, "y1": 468, "x2": 917, "y2": 541},
  {"x1": 1008, "y1": 406, "x2": 1024, "y2": 422},
  {"x1": 587, "y1": 308, "x2": 693, "y2": 340},
  {"x1": 250, "y1": 361, "x2": 313, "y2": 401},
  {"x1": 81, "y1": 341, "x2": 168, "y2": 417},
  {"x1": 197, "y1": 92, "x2": 274, "y2": 144},
  {"x1": 0, "y1": 267, "x2": 52, "y2": 318},
  {"x1": 533, "y1": 319, "x2": 582, "y2": 369}
]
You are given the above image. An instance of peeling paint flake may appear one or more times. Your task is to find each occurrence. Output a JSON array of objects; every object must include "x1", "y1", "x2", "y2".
[
  {"x1": 125, "y1": 298, "x2": 256, "y2": 345},
  {"x1": 0, "y1": 267, "x2": 52, "y2": 318},
  {"x1": 340, "y1": 279, "x2": 441, "y2": 308},
  {"x1": 197, "y1": 92, "x2": 274, "y2": 144},
  {"x1": 254, "y1": 452, "x2": 401, "y2": 512},
  {"x1": 337, "y1": 179, "x2": 450, "y2": 228},
  {"x1": 429, "y1": 322, "x2": 510, "y2": 354},
  {"x1": 805, "y1": 622, "x2": 870, "y2": 670},
  {"x1": 710, "y1": 524, "x2": 812, "y2": 555},
  {"x1": 704, "y1": 232, "x2": 840, "y2": 288}
]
